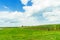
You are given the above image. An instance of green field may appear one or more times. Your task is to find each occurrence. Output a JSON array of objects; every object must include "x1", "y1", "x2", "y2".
[{"x1": 0, "y1": 24, "x2": 60, "y2": 40}]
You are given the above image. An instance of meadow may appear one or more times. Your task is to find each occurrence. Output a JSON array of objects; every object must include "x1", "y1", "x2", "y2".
[{"x1": 0, "y1": 24, "x2": 60, "y2": 40}]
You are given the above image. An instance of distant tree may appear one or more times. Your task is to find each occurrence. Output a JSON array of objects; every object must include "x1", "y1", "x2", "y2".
[{"x1": 22, "y1": 25, "x2": 23, "y2": 27}]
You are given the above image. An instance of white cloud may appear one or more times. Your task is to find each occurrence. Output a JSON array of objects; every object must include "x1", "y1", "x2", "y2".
[
  {"x1": 43, "y1": 7, "x2": 60, "y2": 22},
  {"x1": 21, "y1": 0, "x2": 60, "y2": 25},
  {"x1": 22, "y1": 0, "x2": 60, "y2": 17},
  {"x1": 0, "y1": 11, "x2": 40, "y2": 26},
  {"x1": 21, "y1": 0, "x2": 30, "y2": 5},
  {"x1": 0, "y1": 0, "x2": 60, "y2": 26}
]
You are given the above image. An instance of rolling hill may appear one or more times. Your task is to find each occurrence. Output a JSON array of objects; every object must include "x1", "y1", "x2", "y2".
[{"x1": 0, "y1": 24, "x2": 60, "y2": 40}]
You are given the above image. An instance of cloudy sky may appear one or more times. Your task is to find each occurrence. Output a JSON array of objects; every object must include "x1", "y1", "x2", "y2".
[{"x1": 0, "y1": 0, "x2": 60, "y2": 26}]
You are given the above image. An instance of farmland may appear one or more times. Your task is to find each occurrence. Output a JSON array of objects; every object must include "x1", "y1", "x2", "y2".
[{"x1": 0, "y1": 24, "x2": 60, "y2": 40}]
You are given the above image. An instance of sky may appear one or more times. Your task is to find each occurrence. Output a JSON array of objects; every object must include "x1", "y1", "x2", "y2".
[{"x1": 0, "y1": 0, "x2": 60, "y2": 27}]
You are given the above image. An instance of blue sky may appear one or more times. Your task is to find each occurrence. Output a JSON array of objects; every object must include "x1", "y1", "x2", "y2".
[
  {"x1": 0, "y1": 0, "x2": 60, "y2": 26},
  {"x1": 0, "y1": 0, "x2": 25, "y2": 12},
  {"x1": 0, "y1": 0, "x2": 32, "y2": 12}
]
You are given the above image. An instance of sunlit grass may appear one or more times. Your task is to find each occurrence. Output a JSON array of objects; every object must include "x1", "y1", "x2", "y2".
[{"x1": 0, "y1": 24, "x2": 60, "y2": 40}]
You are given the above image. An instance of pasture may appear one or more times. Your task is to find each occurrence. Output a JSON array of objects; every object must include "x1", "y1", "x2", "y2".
[{"x1": 0, "y1": 24, "x2": 60, "y2": 40}]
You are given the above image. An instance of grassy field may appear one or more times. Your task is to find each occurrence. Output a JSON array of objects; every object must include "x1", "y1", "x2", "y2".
[{"x1": 0, "y1": 24, "x2": 60, "y2": 40}]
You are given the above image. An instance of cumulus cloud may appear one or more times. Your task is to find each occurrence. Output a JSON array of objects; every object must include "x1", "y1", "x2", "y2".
[
  {"x1": 0, "y1": 11, "x2": 40, "y2": 26},
  {"x1": 22, "y1": 0, "x2": 60, "y2": 20},
  {"x1": 43, "y1": 7, "x2": 60, "y2": 22},
  {"x1": 0, "y1": 0, "x2": 60, "y2": 26},
  {"x1": 21, "y1": 0, "x2": 60, "y2": 25},
  {"x1": 22, "y1": 0, "x2": 60, "y2": 17}
]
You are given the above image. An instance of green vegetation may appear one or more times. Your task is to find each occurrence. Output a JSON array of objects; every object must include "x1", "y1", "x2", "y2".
[{"x1": 0, "y1": 24, "x2": 60, "y2": 40}]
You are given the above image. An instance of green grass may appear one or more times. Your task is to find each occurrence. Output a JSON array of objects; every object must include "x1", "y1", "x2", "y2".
[{"x1": 0, "y1": 24, "x2": 60, "y2": 40}]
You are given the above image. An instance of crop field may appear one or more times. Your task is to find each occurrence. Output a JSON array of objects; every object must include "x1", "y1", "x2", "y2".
[{"x1": 0, "y1": 24, "x2": 60, "y2": 40}]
